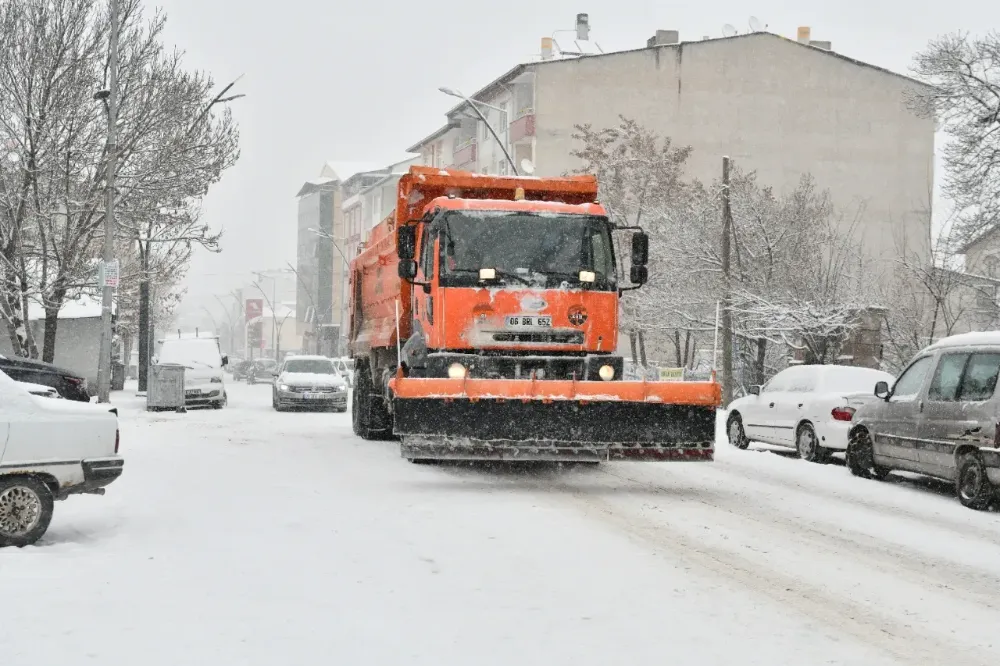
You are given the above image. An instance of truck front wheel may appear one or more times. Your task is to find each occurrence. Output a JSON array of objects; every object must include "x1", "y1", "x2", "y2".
[
  {"x1": 0, "y1": 476, "x2": 54, "y2": 547},
  {"x1": 352, "y1": 360, "x2": 395, "y2": 440}
]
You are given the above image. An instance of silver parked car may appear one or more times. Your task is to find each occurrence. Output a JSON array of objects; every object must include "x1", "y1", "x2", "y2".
[{"x1": 847, "y1": 332, "x2": 1000, "y2": 510}]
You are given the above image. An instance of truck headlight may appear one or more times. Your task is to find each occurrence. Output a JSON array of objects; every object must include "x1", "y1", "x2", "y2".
[
  {"x1": 599, "y1": 365, "x2": 615, "y2": 381},
  {"x1": 448, "y1": 363, "x2": 467, "y2": 379}
]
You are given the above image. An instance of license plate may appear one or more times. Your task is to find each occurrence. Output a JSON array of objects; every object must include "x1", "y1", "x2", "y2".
[
  {"x1": 186, "y1": 389, "x2": 201, "y2": 395},
  {"x1": 506, "y1": 315, "x2": 552, "y2": 328},
  {"x1": 304, "y1": 393, "x2": 324, "y2": 399}
]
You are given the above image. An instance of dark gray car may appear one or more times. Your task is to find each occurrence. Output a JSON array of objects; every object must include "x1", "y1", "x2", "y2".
[{"x1": 847, "y1": 332, "x2": 1000, "y2": 510}]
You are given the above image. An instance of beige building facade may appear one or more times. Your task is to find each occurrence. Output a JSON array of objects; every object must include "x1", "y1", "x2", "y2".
[{"x1": 407, "y1": 30, "x2": 936, "y2": 276}]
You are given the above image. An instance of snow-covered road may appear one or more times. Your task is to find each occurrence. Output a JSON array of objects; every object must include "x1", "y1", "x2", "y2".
[{"x1": 3, "y1": 382, "x2": 1000, "y2": 665}]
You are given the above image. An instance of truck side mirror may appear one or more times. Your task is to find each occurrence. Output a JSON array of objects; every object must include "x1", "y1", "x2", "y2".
[
  {"x1": 397, "y1": 226, "x2": 417, "y2": 260},
  {"x1": 631, "y1": 232, "x2": 649, "y2": 266},
  {"x1": 221, "y1": 354, "x2": 229, "y2": 367},
  {"x1": 398, "y1": 259, "x2": 417, "y2": 280},
  {"x1": 630, "y1": 265, "x2": 648, "y2": 285}
]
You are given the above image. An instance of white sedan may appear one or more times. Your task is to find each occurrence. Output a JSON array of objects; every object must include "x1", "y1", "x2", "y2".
[{"x1": 725, "y1": 364, "x2": 896, "y2": 462}]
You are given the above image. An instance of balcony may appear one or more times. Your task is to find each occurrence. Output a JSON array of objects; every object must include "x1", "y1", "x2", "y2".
[
  {"x1": 452, "y1": 139, "x2": 477, "y2": 167},
  {"x1": 509, "y1": 112, "x2": 535, "y2": 143}
]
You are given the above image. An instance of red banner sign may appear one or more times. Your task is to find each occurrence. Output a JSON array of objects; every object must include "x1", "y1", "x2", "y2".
[{"x1": 245, "y1": 299, "x2": 263, "y2": 322}]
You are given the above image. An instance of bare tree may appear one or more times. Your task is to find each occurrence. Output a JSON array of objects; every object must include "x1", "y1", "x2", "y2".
[
  {"x1": 910, "y1": 32, "x2": 1000, "y2": 242},
  {"x1": 0, "y1": 0, "x2": 239, "y2": 365}
]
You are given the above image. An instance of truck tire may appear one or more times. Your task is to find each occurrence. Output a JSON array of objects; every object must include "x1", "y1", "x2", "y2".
[
  {"x1": 352, "y1": 360, "x2": 394, "y2": 440},
  {"x1": 0, "y1": 476, "x2": 54, "y2": 547}
]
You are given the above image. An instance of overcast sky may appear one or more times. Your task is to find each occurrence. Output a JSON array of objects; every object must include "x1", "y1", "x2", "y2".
[{"x1": 154, "y1": 0, "x2": 995, "y2": 319}]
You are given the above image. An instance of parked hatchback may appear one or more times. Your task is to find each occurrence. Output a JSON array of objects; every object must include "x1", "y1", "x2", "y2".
[{"x1": 848, "y1": 332, "x2": 1000, "y2": 510}]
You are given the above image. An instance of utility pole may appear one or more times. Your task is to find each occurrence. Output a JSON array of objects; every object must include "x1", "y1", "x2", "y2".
[
  {"x1": 721, "y1": 156, "x2": 734, "y2": 405},
  {"x1": 96, "y1": 0, "x2": 119, "y2": 403}
]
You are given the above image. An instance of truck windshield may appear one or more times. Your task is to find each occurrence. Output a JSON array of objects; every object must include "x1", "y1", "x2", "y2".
[{"x1": 439, "y1": 211, "x2": 616, "y2": 290}]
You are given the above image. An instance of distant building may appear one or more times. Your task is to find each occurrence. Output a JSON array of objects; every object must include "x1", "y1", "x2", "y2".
[
  {"x1": 406, "y1": 27, "x2": 936, "y2": 275},
  {"x1": 295, "y1": 162, "x2": 384, "y2": 355},
  {"x1": 342, "y1": 157, "x2": 421, "y2": 260}
]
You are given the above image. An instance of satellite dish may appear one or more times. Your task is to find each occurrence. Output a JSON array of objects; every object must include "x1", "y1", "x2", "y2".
[
  {"x1": 722, "y1": 24, "x2": 738, "y2": 37},
  {"x1": 748, "y1": 16, "x2": 762, "y2": 32},
  {"x1": 520, "y1": 158, "x2": 535, "y2": 175}
]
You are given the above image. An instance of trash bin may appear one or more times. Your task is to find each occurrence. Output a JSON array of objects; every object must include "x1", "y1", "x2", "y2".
[{"x1": 147, "y1": 364, "x2": 186, "y2": 412}]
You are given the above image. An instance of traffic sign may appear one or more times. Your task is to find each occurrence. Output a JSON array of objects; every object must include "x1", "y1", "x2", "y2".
[{"x1": 100, "y1": 259, "x2": 119, "y2": 288}]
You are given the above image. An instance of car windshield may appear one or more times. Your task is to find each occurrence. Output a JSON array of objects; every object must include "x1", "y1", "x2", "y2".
[
  {"x1": 158, "y1": 339, "x2": 221, "y2": 368},
  {"x1": 439, "y1": 211, "x2": 616, "y2": 289},
  {"x1": 821, "y1": 367, "x2": 895, "y2": 393},
  {"x1": 284, "y1": 359, "x2": 335, "y2": 374}
]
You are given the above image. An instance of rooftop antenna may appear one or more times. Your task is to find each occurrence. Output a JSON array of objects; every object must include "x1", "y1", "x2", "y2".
[
  {"x1": 748, "y1": 16, "x2": 765, "y2": 32},
  {"x1": 722, "y1": 24, "x2": 738, "y2": 37}
]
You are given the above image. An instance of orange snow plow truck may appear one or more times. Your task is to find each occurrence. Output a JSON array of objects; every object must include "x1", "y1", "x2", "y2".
[{"x1": 347, "y1": 166, "x2": 721, "y2": 463}]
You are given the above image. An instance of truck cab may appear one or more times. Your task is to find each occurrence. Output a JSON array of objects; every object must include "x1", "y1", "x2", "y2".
[{"x1": 398, "y1": 195, "x2": 645, "y2": 383}]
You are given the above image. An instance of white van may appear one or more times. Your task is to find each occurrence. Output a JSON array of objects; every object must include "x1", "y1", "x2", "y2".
[{"x1": 155, "y1": 333, "x2": 228, "y2": 409}]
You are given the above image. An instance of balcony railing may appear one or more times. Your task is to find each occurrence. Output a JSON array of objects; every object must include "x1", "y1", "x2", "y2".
[
  {"x1": 509, "y1": 113, "x2": 535, "y2": 143},
  {"x1": 452, "y1": 139, "x2": 477, "y2": 167}
]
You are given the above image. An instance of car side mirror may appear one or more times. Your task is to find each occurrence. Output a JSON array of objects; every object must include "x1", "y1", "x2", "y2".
[
  {"x1": 629, "y1": 265, "x2": 648, "y2": 285},
  {"x1": 398, "y1": 259, "x2": 417, "y2": 280},
  {"x1": 874, "y1": 381, "x2": 890, "y2": 400},
  {"x1": 397, "y1": 225, "x2": 417, "y2": 260},
  {"x1": 221, "y1": 354, "x2": 229, "y2": 367},
  {"x1": 748, "y1": 385, "x2": 761, "y2": 396}
]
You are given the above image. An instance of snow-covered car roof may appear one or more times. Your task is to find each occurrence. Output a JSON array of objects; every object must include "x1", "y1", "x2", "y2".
[{"x1": 925, "y1": 331, "x2": 1000, "y2": 350}]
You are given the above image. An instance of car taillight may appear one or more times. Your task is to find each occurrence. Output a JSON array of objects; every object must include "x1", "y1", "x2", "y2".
[
  {"x1": 65, "y1": 376, "x2": 83, "y2": 385},
  {"x1": 115, "y1": 428, "x2": 120, "y2": 454},
  {"x1": 831, "y1": 406, "x2": 856, "y2": 422}
]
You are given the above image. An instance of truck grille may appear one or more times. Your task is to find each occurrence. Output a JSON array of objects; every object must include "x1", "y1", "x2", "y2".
[{"x1": 492, "y1": 332, "x2": 585, "y2": 344}]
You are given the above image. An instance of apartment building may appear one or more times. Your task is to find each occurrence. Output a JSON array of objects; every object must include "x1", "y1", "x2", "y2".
[{"x1": 407, "y1": 26, "x2": 936, "y2": 275}]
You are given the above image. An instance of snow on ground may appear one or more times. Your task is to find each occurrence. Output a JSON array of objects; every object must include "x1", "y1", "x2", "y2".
[{"x1": 2, "y1": 385, "x2": 1000, "y2": 665}]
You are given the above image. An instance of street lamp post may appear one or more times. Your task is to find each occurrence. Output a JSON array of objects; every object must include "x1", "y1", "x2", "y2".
[
  {"x1": 95, "y1": 0, "x2": 120, "y2": 403},
  {"x1": 439, "y1": 86, "x2": 518, "y2": 176},
  {"x1": 308, "y1": 228, "x2": 351, "y2": 357}
]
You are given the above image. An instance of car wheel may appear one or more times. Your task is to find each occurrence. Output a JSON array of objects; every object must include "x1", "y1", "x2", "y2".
[
  {"x1": 0, "y1": 477, "x2": 54, "y2": 548},
  {"x1": 796, "y1": 423, "x2": 829, "y2": 463},
  {"x1": 726, "y1": 413, "x2": 750, "y2": 450},
  {"x1": 957, "y1": 452, "x2": 995, "y2": 510},
  {"x1": 846, "y1": 428, "x2": 889, "y2": 480}
]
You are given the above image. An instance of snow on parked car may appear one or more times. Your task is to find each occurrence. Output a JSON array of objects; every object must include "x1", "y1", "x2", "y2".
[
  {"x1": 16, "y1": 381, "x2": 62, "y2": 398},
  {"x1": 0, "y1": 370, "x2": 122, "y2": 547},
  {"x1": 726, "y1": 364, "x2": 895, "y2": 462},
  {"x1": 272, "y1": 355, "x2": 348, "y2": 412}
]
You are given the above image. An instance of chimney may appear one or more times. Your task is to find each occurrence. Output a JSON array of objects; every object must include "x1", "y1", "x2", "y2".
[
  {"x1": 575, "y1": 13, "x2": 590, "y2": 41},
  {"x1": 809, "y1": 40, "x2": 832, "y2": 50},
  {"x1": 646, "y1": 29, "x2": 680, "y2": 48},
  {"x1": 797, "y1": 26, "x2": 811, "y2": 44},
  {"x1": 540, "y1": 37, "x2": 554, "y2": 60}
]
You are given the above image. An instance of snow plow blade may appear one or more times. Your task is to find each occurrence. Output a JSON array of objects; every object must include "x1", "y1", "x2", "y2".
[{"x1": 389, "y1": 377, "x2": 721, "y2": 462}]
